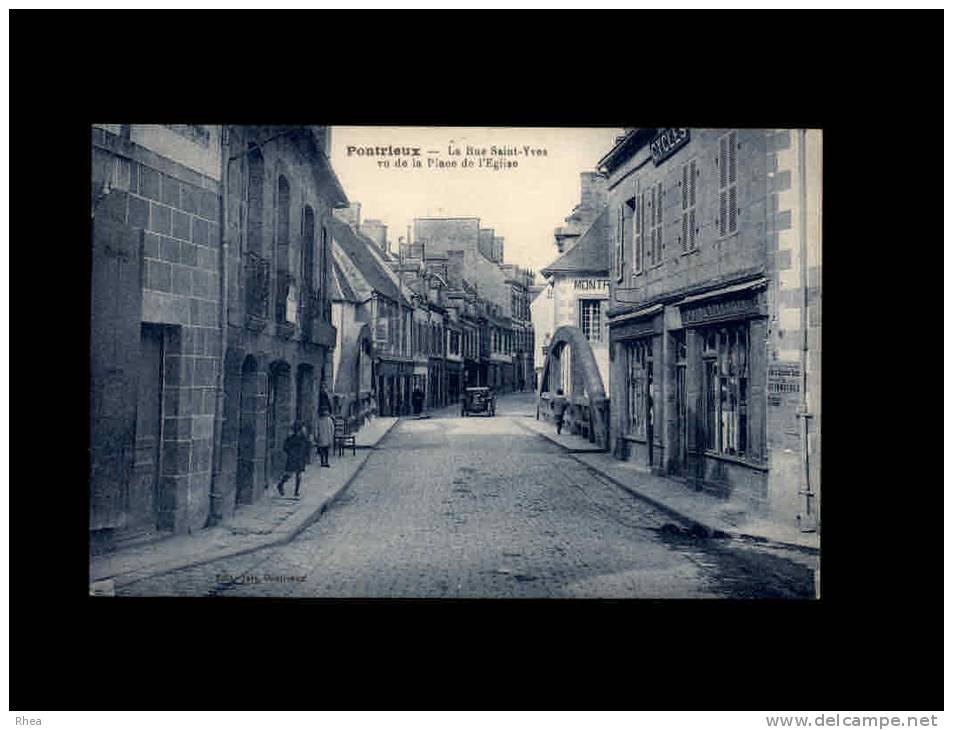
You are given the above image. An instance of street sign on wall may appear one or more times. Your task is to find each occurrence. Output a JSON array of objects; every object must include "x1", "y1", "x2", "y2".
[{"x1": 650, "y1": 128, "x2": 690, "y2": 166}]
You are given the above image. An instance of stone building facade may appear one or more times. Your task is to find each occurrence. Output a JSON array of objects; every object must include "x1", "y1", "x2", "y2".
[
  {"x1": 330, "y1": 216, "x2": 414, "y2": 418},
  {"x1": 91, "y1": 124, "x2": 226, "y2": 545},
  {"x1": 329, "y1": 254, "x2": 375, "y2": 426},
  {"x1": 600, "y1": 128, "x2": 821, "y2": 528},
  {"x1": 213, "y1": 126, "x2": 344, "y2": 523},
  {"x1": 413, "y1": 216, "x2": 533, "y2": 394},
  {"x1": 533, "y1": 171, "x2": 612, "y2": 443}
]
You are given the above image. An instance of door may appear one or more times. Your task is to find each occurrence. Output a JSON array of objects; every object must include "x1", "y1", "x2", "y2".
[
  {"x1": 131, "y1": 324, "x2": 164, "y2": 530},
  {"x1": 673, "y1": 333, "x2": 688, "y2": 474},
  {"x1": 675, "y1": 364, "x2": 688, "y2": 472}
]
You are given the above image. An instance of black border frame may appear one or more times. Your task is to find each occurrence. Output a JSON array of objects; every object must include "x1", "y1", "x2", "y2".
[{"x1": 9, "y1": 9, "x2": 943, "y2": 711}]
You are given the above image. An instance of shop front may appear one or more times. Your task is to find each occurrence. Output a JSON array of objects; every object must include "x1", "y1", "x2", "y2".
[
  {"x1": 446, "y1": 360, "x2": 463, "y2": 404},
  {"x1": 609, "y1": 304, "x2": 664, "y2": 470},
  {"x1": 428, "y1": 357, "x2": 444, "y2": 409},
  {"x1": 609, "y1": 278, "x2": 770, "y2": 506},
  {"x1": 378, "y1": 359, "x2": 414, "y2": 417},
  {"x1": 674, "y1": 279, "x2": 769, "y2": 503},
  {"x1": 464, "y1": 358, "x2": 480, "y2": 390}
]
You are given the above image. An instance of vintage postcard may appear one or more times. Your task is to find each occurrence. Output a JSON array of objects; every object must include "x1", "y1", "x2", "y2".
[{"x1": 89, "y1": 125, "x2": 821, "y2": 598}]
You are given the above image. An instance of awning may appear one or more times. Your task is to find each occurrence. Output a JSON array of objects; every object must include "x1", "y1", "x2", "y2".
[
  {"x1": 679, "y1": 277, "x2": 768, "y2": 307},
  {"x1": 608, "y1": 303, "x2": 663, "y2": 325}
]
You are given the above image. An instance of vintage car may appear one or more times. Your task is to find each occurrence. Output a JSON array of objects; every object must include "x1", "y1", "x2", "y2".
[{"x1": 461, "y1": 386, "x2": 495, "y2": 417}]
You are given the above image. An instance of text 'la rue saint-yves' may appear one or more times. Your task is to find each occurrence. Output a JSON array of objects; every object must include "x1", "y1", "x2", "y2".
[{"x1": 346, "y1": 143, "x2": 548, "y2": 170}]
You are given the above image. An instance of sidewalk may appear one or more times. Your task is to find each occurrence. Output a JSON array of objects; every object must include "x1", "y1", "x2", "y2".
[
  {"x1": 89, "y1": 416, "x2": 399, "y2": 593},
  {"x1": 516, "y1": 417, "x2": 820, "y2": 554}
]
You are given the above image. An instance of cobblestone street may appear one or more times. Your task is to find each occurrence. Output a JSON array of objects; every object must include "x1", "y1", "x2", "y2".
[{"x1": 119, "y1": 394, "x2": 816, "y2": 598}]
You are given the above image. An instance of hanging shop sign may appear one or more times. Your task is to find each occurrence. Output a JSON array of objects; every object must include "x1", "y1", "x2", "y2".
[
  {"x1": 680, "y1": 293, "x2": 762, "y2": 326},
  {"x1": 651, "y1": 128, "x2": 690, "y2": 166},
  {"x1": 609, "y1": 313, "x2": 663, "y2": 343}
]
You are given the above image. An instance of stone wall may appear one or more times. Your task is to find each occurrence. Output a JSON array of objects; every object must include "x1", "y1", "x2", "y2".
[
  {"x1": 214, "y1": 127, "x2": 338, "y2": 521},
  {"x1": 91, "y1": 124, "x2": 223, "y2": 535}
]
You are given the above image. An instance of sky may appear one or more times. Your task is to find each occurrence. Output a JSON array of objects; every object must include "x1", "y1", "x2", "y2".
[{"x1": 329, "y1": 126, "x2": 622, "y2": 278}]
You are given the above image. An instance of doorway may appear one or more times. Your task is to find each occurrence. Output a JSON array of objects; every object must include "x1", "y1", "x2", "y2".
[
  {"x1": 236, "y1": 355, "x2": 259, "y2": 504},
  {"x1": 296, "y1": 363, "x2": 315, "y2": 431},
  {"x1": 673, "y1": 332, "x2": 688, "y2": 474},
  {"x1": 266, "y1": 361, "x2": 292, "y2": 483},
  {"x1": 131, "y1": 324, "x2": 164, "y2": 530}
]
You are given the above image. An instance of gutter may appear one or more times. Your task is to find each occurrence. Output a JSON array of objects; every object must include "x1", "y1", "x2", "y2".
[
  {"x1": 796, "y1": 129, "x2": 816, "y2": 531},
  {"x1": 210, "y1": 125, "x2": 230, "y2": 524}
]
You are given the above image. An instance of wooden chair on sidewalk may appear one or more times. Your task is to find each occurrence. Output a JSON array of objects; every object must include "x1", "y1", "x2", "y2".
[{"x1": 333, "y1": 416, "x2": 356, "y2": 457}]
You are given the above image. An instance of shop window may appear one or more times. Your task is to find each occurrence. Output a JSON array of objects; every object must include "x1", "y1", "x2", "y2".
[
  {"x1": 717, "y1": 131, "x2": 739, "y2": 237},
  {"x1": 702, "y1": 323, "x2": 749, "y2": 457},
  {"x1": 625, "y1": 338, "x2": 652, "y2": 440},
  {"x1": 579, "y1": 299, "x2": 602, "y2": 343},
  {"x1": 681, "y1": 159, "x2": 698, "y2": 252}
]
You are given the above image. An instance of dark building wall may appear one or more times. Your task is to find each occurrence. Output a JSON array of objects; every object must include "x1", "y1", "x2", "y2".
[
  {"x1": 91, "y1": 126, "x2": 223, "y2": 536},
  {"x1": 89, "y1": 199, "x2": 143, "y2": 534}
]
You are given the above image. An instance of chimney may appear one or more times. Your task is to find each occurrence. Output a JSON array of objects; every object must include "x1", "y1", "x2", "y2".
[
  {"x1": 493, "y1": 236, "x2": 504, "y2": 263},
  {"x1": 447, "y1": 250, "x2": 465, "y2": 289},
  {"x1": 580, "y1": 172, "x2": 607, "y2": 212},
  {"x1": 360, "y1": 219, "x2": 388, "y2": 253},
  {"x1": 478, "y1": 228, "x2": 495, "y2": 261},
  {"x1": 334, "y1": 201, "x2": 362, "y2": 228}
]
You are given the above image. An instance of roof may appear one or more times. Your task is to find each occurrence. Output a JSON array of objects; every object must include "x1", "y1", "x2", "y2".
[
  {"x1": 330, "y1": 256, "x2": 359, "y2": 303},
  {"x1": 539, "y1": 206, "x2": 609, "y2": 277},
  {"x1": 327, "y1": 217, "x2": 407, "y2": 305},
  {"x1": 596, "y1": 128, "x2": 656, "y2": 175}
]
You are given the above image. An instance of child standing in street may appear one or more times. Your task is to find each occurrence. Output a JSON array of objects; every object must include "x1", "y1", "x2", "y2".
[
  {"x1": 276, "y1": 421, "x2": 310, "y2": 497},
  {"x1": 552, "y1": 388, "x2": 569, "y2": 435},
  {"x1": 316, "y1": 407, "x2": 333, "y2": 467}
]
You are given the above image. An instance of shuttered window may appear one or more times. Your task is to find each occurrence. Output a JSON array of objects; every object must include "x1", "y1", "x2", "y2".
[
  {"x1": 633, "y1": 190, "x2": 644, "y2": 276},
  {"x1": 646, "y1": 181, "x2": 664, "y2": 267},
  {"x1": 614, "y1": 205, "x2": 624, "y2": 282},
  {"x1": 717, "y1": 131, "x2": 739, "y2": 237},
  {"x1": 681, "y1": 159, "x2": 698, "y2": 252}
]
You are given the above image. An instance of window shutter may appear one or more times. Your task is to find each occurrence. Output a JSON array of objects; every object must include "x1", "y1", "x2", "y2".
[
  {"x1": 681, "y1": 211, "x2": 688, "y2": 254},
  {"x1": 728, "y1": 184, "x2": 737, "y2": 234},
  {"x1": 634, "y1": 191, "x2": 643, "y2": 274},
  {"x1": 728, "y1": 131, "x2": 737, "y2": 185},
  {"x1": 616, "y1": 205, "x2": 624, "y2": 281},
  {"x1": 682, "y1": 164, "x2": 689, "y2": 211},
  {"x1": 690, "y1": 160, "x2": 697, "y2": 206},
  {"x1": 719, "y1": 189, "x2": 727, "y2": 237},
  {"x1": 719, "y1": 135, "x2": 728, "y2": 189},
  {"x1": 649, "y1": 186, "x2": 656, "y2": 266},
  {"x1": 689, "y1": 208, "x2": 696, "y2": 250}
]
